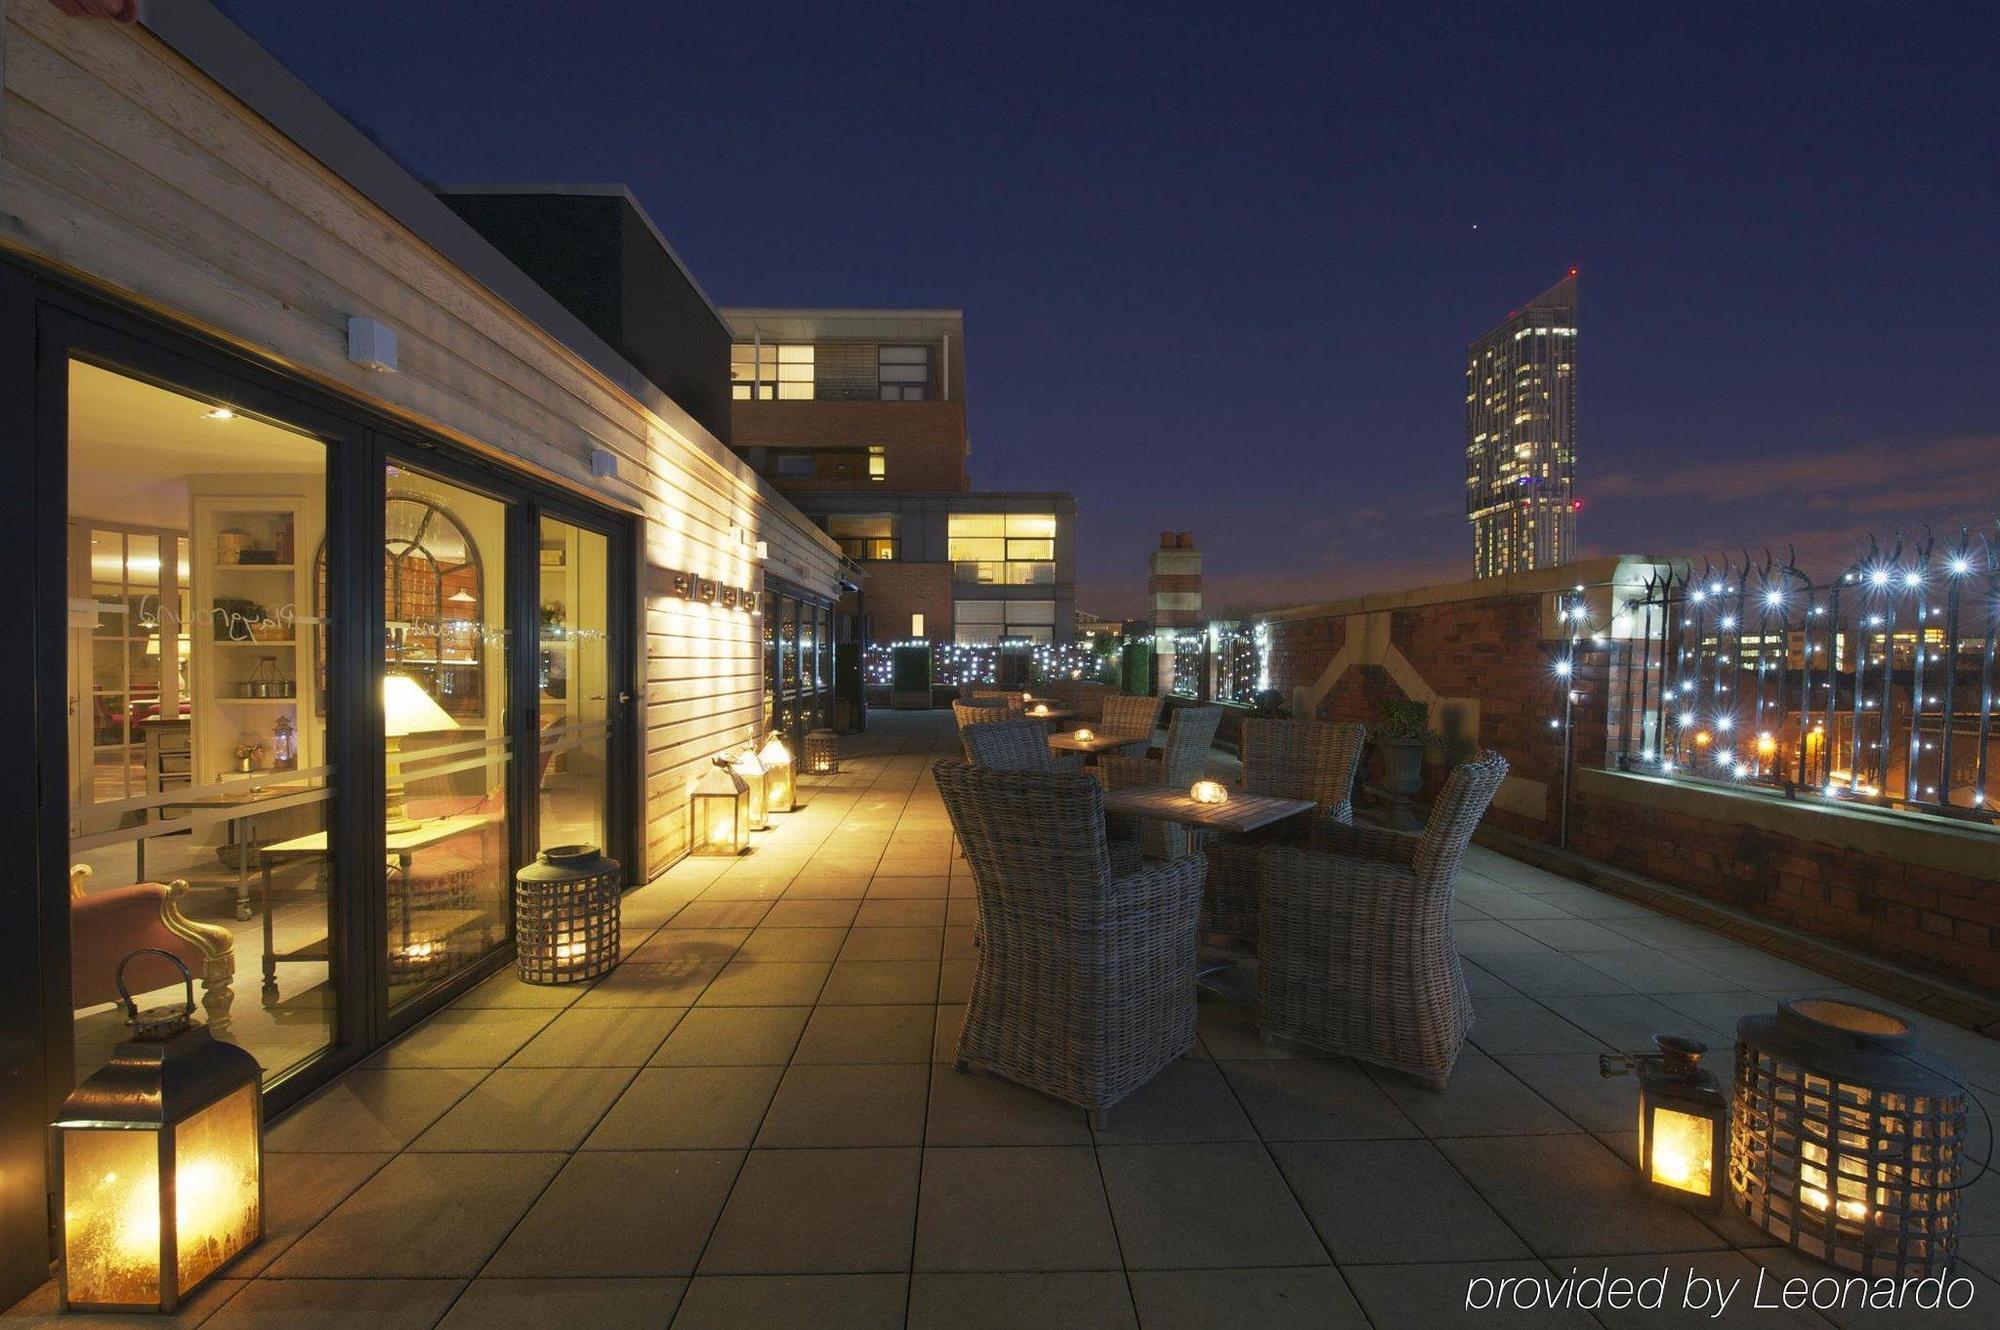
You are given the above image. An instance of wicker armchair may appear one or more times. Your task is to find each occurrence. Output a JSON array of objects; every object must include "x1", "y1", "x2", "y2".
[
  {"x1": 1098, "y1": 693, "x2": 1163, "y2": 754},
  {"x1": 958, "y1": 721, "x2": 1135, "y2": 882},
  {"x1": 934, "y1": 760, "x2": 1207, "y2": 1127},
  {"x1": 968, "y1": 689, "x2": 1028, "y2": 710},
  {"x1": 1044, "y1": 680, "x2": 1112, "y2": 723},
  {"x1": 1253, "y1": 751, "x2": 1509, "y2": 1089},
  {"x1": 953, "y1": 700, "x2": 1018, "y2": 757},
  {"x1": 961, "y1": 718, "x2": 1080, "y2": 774},
  {"x1": 1099, "y1": 705, "x2": 1225, "y2": 860},
  {"x1": 1205, "y1": 719, "x2": 1368, "y2": 937}
]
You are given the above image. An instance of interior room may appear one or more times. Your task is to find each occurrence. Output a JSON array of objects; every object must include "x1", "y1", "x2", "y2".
[{"x1": 63, "y1": 362, "x2": 532, "y2": 1087}]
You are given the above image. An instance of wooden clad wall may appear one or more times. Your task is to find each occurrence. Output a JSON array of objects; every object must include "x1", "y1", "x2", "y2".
[{"x1": 0, "y1": 2, "x2": 844, "y2": 877}]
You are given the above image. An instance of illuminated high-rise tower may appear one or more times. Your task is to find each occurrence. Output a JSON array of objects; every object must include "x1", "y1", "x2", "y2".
[{"x1": 1465, "y1": 272, "x2": 1578, "y2": 578}]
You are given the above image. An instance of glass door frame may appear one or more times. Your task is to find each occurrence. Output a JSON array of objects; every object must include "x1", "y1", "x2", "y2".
[
  {"x1": 28, "y1": 298, "x2": 386, "y2": 1125},
  {"x1": 529, "y1": 494, "x2": 639, "y2": 884},
  {"x1": 6, "y1": 265, "x2": 640, "y2": 1299},
  {"x1": 16, "y1": 272, "x2": 643, "y2": 1092}
]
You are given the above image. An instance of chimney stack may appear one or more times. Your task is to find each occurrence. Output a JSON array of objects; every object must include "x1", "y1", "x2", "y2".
[{"x1": 1147, "y1": 531, "x2": 1203, "y2": 695}]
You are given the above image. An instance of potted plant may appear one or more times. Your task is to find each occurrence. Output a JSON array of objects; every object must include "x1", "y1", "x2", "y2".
[{"x1": 1371, "y1": 699, "x2": 1437, "y2": 830}]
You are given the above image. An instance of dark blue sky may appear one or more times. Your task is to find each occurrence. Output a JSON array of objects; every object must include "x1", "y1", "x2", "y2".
[{"x1": 220, "y1": 1, "x2": 2000, "y2": 616}]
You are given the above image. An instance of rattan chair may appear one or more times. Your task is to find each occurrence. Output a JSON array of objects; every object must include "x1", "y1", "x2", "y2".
[
  {"x1": 961, "y1": 718, "x2": 1081, "y2": 774},
  {"x1": 969, "y1": 688, "x2": 1028, "y2": 710},
  {"x1": 1253, "y1": 751, "x2": 1510, "y2": 1090},
  {"x1": 1098, "y1": 693, "x2": 1163, "y2": 755},
  {"x1": 953, "y1": 700, "x2": 1022, "y2": 758},
  {"x1": 958, "y1": 721, "x2": 1135, "y2": 886},
  {"x1": 1205, "y1": 719, "x2": 1367, "y2": 937},
  {"x1": 1045, "y1": 680, "x2": 1112, "y2": 723},
  {"x1": 1099, "y1": 705, "x2": 1225, "y2": 860},
  {"x1": 934, "y1": 760, "x2": 1207, "y2": 1127}
]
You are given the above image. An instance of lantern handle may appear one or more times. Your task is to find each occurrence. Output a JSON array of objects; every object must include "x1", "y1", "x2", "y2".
[{"x1": 115, "y1": 948, "x2": 195, "y2": 1022}]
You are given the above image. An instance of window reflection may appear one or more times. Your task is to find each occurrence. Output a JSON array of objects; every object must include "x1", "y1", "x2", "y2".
[
  {"x1": 382, "y1": 466, "x2": 510, "y2": 1006},
  {"x1": 66, "y1": 362, "x2": 334, "y2": 1088}
]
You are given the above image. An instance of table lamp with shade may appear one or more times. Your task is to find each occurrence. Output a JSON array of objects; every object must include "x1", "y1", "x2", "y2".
[{"x1": 383, "y1": 673, "x2": 459, "y2": 833}]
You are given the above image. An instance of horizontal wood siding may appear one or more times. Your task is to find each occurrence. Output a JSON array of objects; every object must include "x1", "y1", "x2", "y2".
[{"x1": 1, "y1": 3, "x2": 842, "y2": 876}]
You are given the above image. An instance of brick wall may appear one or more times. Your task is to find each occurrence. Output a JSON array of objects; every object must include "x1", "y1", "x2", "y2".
[
  {"x1": 732, "y1": 400, "x2": 969, "y2": 491},
  {"x1": 1568, "y1": 772, "x2": 1998, "y2": 993},
  {"x1": 1260, "y1": 567, "x2": 1605, "y2": 840},
  {"x1": 861, "y1": 563, "x2": 954, "y2": 644}
]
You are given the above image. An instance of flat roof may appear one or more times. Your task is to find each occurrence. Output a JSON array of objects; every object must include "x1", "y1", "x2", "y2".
[
  {"x1": 722, "y1": 308, "x2": 965, "y2": 342},
  {"x1": 435, "y1": 182, "x2": 727, "y2": 327}
]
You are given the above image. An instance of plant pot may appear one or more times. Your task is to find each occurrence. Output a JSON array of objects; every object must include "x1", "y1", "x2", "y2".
[{"x1": 1378, "y1": 736, "x2": 1427, "y2": 830}]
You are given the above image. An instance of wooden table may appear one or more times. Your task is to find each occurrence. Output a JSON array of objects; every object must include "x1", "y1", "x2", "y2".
[
  {"x1": 1099, "y1": 785, "x2": 1315, "y2": 834},
  {"x1": 1022, "y1": 706, "x2": 1078, "y2": 724},
  {"x1": 257, "y1": 814, "x2": 490, "y2": 1000},
  {"x1": 1047, "y1": 730, "x2": 1148, "y2": 756},
  {"x1": 1100, "y1": 786, "x2": 1318, "y2": 1007},
  {"x1": 158, "y1": 781, "x2": 318, "y2": 919}
]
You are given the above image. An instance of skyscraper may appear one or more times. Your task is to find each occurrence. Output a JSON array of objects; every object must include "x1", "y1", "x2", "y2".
[{"x1": 1465, "y1": 272, "x2": 1579, "y2": 578}]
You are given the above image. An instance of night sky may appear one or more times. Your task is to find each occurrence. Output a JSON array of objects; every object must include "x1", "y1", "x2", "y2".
[{"x1": 218, "y1": 1, "x2": 2000, "y2": 617}]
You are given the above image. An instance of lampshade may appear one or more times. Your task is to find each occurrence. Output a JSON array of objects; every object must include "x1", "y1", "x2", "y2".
[{"x1": 382, "y1": 674, "x2": 459, "y2": 738}]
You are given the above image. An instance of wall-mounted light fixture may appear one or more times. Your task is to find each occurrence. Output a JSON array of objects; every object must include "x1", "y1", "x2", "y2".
[{"x1": 346, "y1": 316, "x2": 399, "y2": 373}]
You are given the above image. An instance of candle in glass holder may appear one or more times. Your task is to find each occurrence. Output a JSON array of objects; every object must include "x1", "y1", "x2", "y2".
[
  {"x1": 1190, "y1": 780, "x2": 1228, "y2": 805},
  {"x1": 1074, "y1": 728, "x2": 1094, "y2": 743}
]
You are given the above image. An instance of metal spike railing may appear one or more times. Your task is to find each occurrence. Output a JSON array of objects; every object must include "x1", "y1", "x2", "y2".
[{"x1": 1608, "y1": 523, "x2": 2000, "y2": 824}]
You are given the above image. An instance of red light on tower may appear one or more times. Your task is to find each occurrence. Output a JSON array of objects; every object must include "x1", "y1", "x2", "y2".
[
  {"x1": 1568, "y1": 267, "x2": 1579, "y2": 276},
  {"x1": 1571, "y1": 498, "x2": 1584, "y2": 511}
]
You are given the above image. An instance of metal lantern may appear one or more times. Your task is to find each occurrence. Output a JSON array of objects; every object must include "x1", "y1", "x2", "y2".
[
  {"x1": 54, "y1": 950, "x2": 263, "y2": 1313},
  {"x1": 730, "y1": 747, "x2": 770, "y2": 830},
  {"x1": 803, "y1": 729, "x2": 840, "y2": 775},
  {"x1": 1600, "y1": 1034, "x2": 1729, "y2": 1209},
  {"x1": 758, "y1": 732, "x2": 796, "y2": 813},
  {"x1": 690, "y1": 758, "x2": 751, "y2": 856},
  {"x1": 1733, "y1": 998, "x2": 1965, "y2": 1276},
  {"x1": 515, "y1": 845, "x2": 622, "y2": 984}
]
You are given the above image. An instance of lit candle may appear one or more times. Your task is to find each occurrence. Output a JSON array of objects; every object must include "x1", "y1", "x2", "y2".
[
  {"x1": 1190, "y1": 780, "x2": 1228, "y2": 805},
  {"x1": 1073, "y1": 728, "x2": 1094, "y2": 742}
]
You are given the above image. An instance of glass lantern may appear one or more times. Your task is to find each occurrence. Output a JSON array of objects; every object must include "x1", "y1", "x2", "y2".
[
  {"x1": 690, "y1": 758, "x2": 751, "y2": 856},
  {"x1": 758, "y1": 732, "x2": 796, "y2": 814},
  {"x1": 1599, "y1": 1034, "x2": 1728, "y2": 1210},
  {"x1": 54, "y1": 950, "x2": 263, "y2": 1313},
  {"x1": 730, "y1": 748, "x2": 770, "y2": 830},
  {"x1": 1189, "y1": 779, "x2": 1229, "y2": 805}
]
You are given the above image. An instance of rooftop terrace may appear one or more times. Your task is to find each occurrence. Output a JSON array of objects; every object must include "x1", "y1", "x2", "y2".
[{"x1": 12, "y1": 710, "x2": 1994, "y2": 1329}]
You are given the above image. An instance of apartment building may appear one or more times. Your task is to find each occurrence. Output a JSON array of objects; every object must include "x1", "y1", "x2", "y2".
[
  {"x1": 1466, "y1": 271, "x2": 1580, "y2": 578},
  {"x1": 725, "y1": 308, "x2": 1078, "y2": 646}
]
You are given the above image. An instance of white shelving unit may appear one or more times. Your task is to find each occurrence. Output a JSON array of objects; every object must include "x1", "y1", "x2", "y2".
[{"x1": 187, "y1": 493, "x2": 320, "y2": 787}]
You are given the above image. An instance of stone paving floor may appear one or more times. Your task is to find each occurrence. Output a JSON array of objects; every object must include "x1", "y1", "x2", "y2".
[{"x1": 12, "y1": 709, "x2": 1998, "y2": 1328}]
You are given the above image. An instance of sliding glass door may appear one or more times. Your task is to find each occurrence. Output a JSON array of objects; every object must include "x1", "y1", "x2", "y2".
[
  {"x1": 537, "y1": 516, "x2": 613, "y2": 854},
  {"x1": 32, "y1": 302, "x2": 637, "y2": 1107},
  {"x1": 65, "y1": 359, "x2": 342, "y2": 1088},
  {"x1": 380, "y1": 464, "x2": 515, "y2": 1008}
]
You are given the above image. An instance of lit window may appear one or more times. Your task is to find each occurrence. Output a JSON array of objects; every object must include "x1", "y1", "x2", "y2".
[
  {"x1": 948, "y1": 513, "x2": 1056, "y2": 585},
  {"x1": 868, "y1": 446, "x2": 886, "y2": 480},
  {"x1": 730, "y1": 342, "x2": 814, "y2": 400}
]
